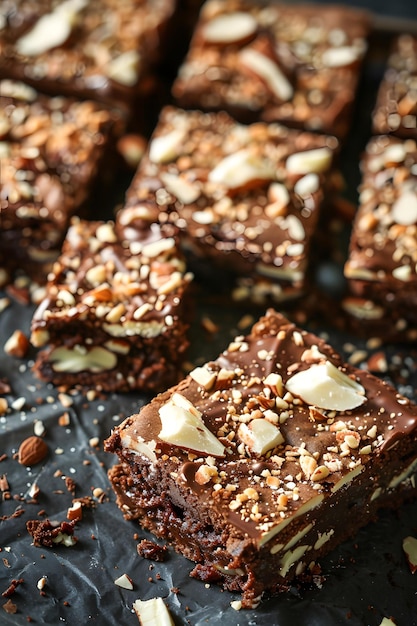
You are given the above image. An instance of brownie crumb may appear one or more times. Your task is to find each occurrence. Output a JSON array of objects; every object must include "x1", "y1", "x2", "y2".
[
  {"x1": 137, "y1": 539, "x2": 168, "y2": 562},
  {"x1": 2, "y1": 578, "x2": 24, "y2": 598},
  {"x1": 2, "y1": 598, "x2": 17, "y2": 614},
  {"x1": 26, "y1": 519, "x2": 77, "y2": 548}
]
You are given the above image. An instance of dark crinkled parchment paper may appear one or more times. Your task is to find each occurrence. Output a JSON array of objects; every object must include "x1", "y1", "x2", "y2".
[{"x1": 1, "y1": 2, "x2": 417, "y2": 624}]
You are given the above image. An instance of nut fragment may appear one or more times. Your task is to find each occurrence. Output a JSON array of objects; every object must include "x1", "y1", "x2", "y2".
[
  {"x1": 4, "y1": 330, "x2": 30, "y2": 358},
  {"x1": 239, "y1": 48, "x2": 293, "y2": 102},
  {"x1": 238, "y1": 419, "x2": 284, "y2": 455},
  {"x1": 402, "y1": 535, "x2": 417, "y2": 574},
  {"x1": 202, "y1": 12, "x2": 258, "y2": 44},
  {"x1": 18, "y1": 436, "x2": 48, "y2": 466},
  {"x1": 114, "y1": 573, "x2": 134, "y2": 590},
  {"x1": 208, "y1": 149, "x2": 274, "y2": 189}
]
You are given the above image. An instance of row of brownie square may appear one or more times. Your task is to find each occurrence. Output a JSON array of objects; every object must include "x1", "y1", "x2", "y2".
[{"x1": 342, "y1": 34, "x2": 417, "y2": 342}]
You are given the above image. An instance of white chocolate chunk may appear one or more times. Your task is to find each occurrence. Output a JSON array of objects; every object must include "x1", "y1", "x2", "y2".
[
  {"x1": 50, "y1": 346, "x2": 117, "y2": 373},
  {"x1": 202, "y1": 12, "x2": 258, "y2": 44},
  {"x1": 16, "y1": 0, "x2": 87, "y2": 56},
  {"x1": 285, "y1": 360, "x2": 366, "y2": 411},
  {"x1": 209, "y1": 149, "x2": 275, "y2": 189},
  {"x1": 149, "y1": 129, "x2": 186, "y2": 164},
  {"x1": 238, "y1": 419, "x2": 284, "y2": 455},
  {"x1": 286, "y1": 147, "x2": 332, "y2": 175},
  {"x1": 133, "y1": 597, "x2": 175, "y2": 626},
  {"x1": 239, "y1": 48, "x2": 293, "y2": 102},
  {"x1": 158, "y1": 393, "x2": 225, "y2": 457}
]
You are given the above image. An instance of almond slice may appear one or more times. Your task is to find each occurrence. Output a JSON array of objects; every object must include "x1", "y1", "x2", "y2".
[
  {"x1": 286, "y1": 147, "x2": 333, "y2": 175},
  {"x1": 286, "y1": 360, "x2": 366, "y2": 411},
  {"x1": 402, "y1": 535, "x2": 417, "y2": 574},
  {"x1": 239, "y1": 48, "x2": 293, "y2": 102},
  {"x1": 202, "y1": 12, "x2": 258, "y2": 44},
  {"x1": 16, "y1": 0, "x2": 87, "y2": 56},
  {"x1": 208, "y1": 149, "x2": 275, "y2": 189},
  {"x1": 106, "y1": 50, "x2": 140, "y2": 86},
  {"x1": 321, "y1": 45, "x2": 361, "y2": 68},
  {"x1": 149, "y1": 129, "x2": 186, "y2": 164},
  {"x1": 159, "y1": 172, "x2": 200, "y2": 204}
]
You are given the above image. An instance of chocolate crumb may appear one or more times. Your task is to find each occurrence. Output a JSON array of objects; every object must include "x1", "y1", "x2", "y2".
[{"x1": 137, "y1": 539, "x2": 168, "y2": 562}]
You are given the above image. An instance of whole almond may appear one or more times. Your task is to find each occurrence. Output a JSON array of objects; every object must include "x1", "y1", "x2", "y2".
[{"x1": 18, "y1": 436, "x2": 48, "y2": 466}]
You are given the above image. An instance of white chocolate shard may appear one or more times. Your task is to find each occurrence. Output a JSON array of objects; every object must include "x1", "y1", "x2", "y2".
[
  {"x1": 16, "y1": 0, "x2": 87, "y2": 56},
  {"x1": 286, "y1": 147, "x2": 333, "y2": 175},
  {"x1": 208, "y1": 149, "x2": 275, "y2": 189},
  {"x1": 158, "y1": 393, "x2": 225, "y2": 457},
  {"x1": 133, "y1": 597, "x2": 175, "y2": 626},
  {"x1": 238, "y1": 419, "x2": 284, "y2": 455},
  {"x1": 202, "y1": 12, "x2": 258, "y2": 44},
  {"x1": 149, "y1": 129, "x2": 186, "y2": 164},
  {"x1": 285, "y1": 360, "x2": 366, "y2": 411},
  {"x1": 239, "y1": 48, "x2": 293, "y2": 102}
]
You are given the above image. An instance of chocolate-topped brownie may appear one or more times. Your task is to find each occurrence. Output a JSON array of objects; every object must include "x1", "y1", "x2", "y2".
[
  {"x1": 126, "y1": 105, "x2": 338, "y2": 304},
  {"x1": 0, "y1": 0, "x2": 176, "y2": 111},
  {"x1": 343, "y1": 134, "x2": 417, "y2": 341},
  {"x1": 105, "y1": 309, "x2": 417, "y2": 607},
  {"x1": 30, "y1": 207, "x2": 193, "y2": 393},
  {"x1": 172, "y1": 0, "x2": 371, "y2": 139},
  {"x1": 0, "y1": 79, "x2": 123, "y2": 285},
  {"x1": 373, "y1": 34, "x2": 417, "y2": 139}
]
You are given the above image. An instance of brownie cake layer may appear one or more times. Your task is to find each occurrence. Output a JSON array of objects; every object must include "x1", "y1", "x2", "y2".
[{"x1": 105, "y1": 309, "x2": 417, "y2": 607}]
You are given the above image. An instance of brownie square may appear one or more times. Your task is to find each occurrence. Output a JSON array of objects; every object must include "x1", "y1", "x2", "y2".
[
  {"x1": 105, "y1": 308, "x2": 417, "y2": 607},
  {"x1": 125, "y1": 105, "x2": 339, "y2": 304},
  {"x1": 373, "y1": 34, "x2": 417, "y2": 139},
  {"x1": 0, "y1": 79, "x2": 124, "y2": 284},
  {"x1": 343, "y1": 134, "x2": 417, "y2": 341},
  {"x1": 30, "y1": 207, "x2": 193, "y2": 393},
  {"x1": 172, "y1": 0, "x2": 371, "y2": 139},
  {"x1": 0, "y1": 0, "x2": 177, "y2": 111}
]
